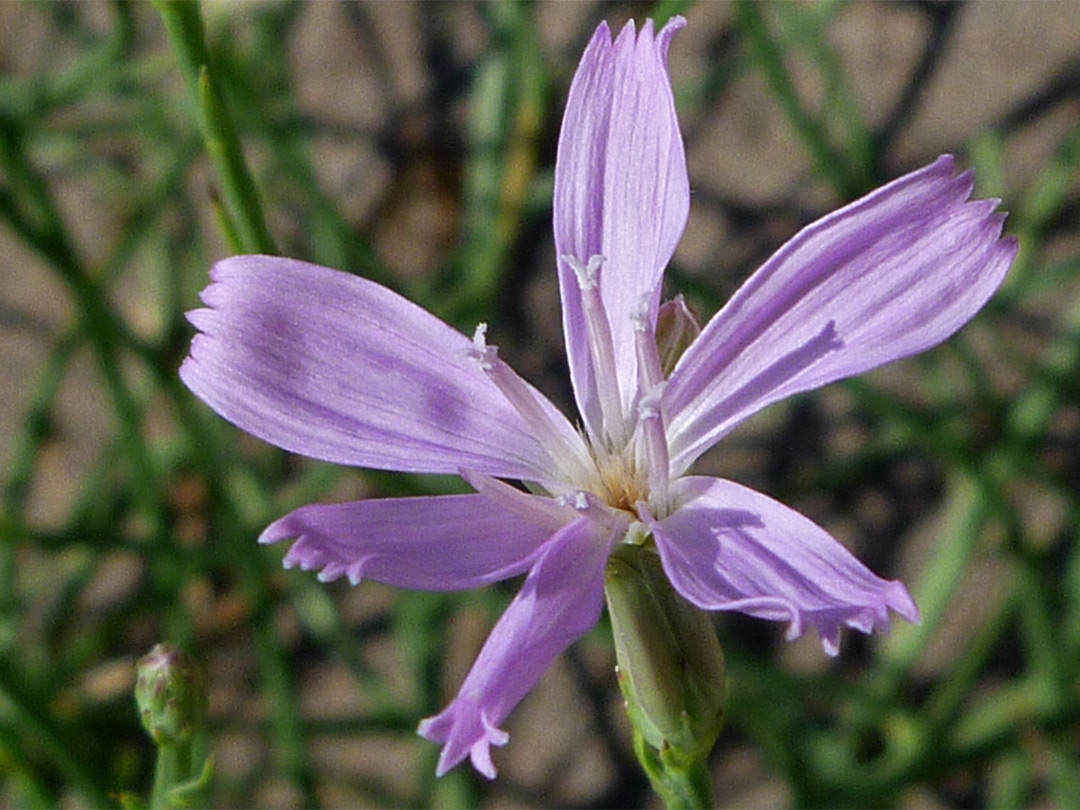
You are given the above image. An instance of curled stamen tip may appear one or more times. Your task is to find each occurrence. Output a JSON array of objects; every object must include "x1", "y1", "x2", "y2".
[
  {"x1": 557, "y1": 491, "x2": 589, "y2": 511},
  {"x1": 466, "y1": 323, "x2": 498, "y2": 371},
  {"x1": 637, "y1": 384, "x2": 666, "y2": 420},
  {"x1": 562, "y1": 254, "x2": 605, "y2": 291},
  {"x1": 631, "y1": 297, "x2": 652, "y2": 332}
]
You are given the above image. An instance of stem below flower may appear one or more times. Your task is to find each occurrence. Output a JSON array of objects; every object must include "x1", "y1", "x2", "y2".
[
  {"x1": 150, "y1": 744, "x2": 185, "y2": 810},
  {"x1": 634, "y1": 728, "x2": 714, "y2": 810}
]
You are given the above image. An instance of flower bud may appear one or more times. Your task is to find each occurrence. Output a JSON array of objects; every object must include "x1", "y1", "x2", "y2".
[
  {"x1": 135, "y1": 644, "x2": 208, "y2": 747},
  {"x1": 655, "y1": 295, "x2": 701, "y2": 377},
  {"x1": 604, "y1": 543, "x2": 725, "y2": 764}
]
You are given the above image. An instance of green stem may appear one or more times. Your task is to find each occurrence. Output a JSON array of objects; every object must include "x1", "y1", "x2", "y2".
[
  {"x1": 210, "y1": 44, "x2": 388, "y2": 284},
  {"x1": 634, "y1": 729, "x2": 714, "y2": 809},
  {"x1": 0, "y1": 115, "x2": 168, "y2": 543},
  {"x1": 150, "y1": 744, "x2": 184, "y2": 809},
  {"x1": 880, "y1": 475, "x2": 989, "y2": 678},
  {"x1": 606, "y1": 545, "x2": 723, "y2": 809},
  {"x1": 0, "y1": 660, "x2": 110, "y2": 808},
  {"x1": 154, "y1": 0, "x2": 276, "y2": 254},
  {"x1": 733, "y1": 0, "x2": 859, "y2": 197}
]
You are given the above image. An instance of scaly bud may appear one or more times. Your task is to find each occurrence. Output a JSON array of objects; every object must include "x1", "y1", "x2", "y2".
[
  {"x1": 654, "y1": 295, "x2": 701, "y2": 377},
  {"x1": 135, "y1": 644, "x2": 208, "y2": 747}
]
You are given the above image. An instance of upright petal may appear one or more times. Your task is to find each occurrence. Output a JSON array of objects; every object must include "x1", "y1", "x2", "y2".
[
  {"x1": 181, "y1": 256, "x2": 576, "y2": 480},
  {"x1": 665, "y1": 156, "x2": 1018, "y2": 474},
  {"x1": 554, "y1": 17, "x2": 690, "y2": 433},
  {"x1": 260, "y1": 492, "x2": 569, "y2": 591},
  {"x1": 644, "y1": 477, "x2": 918, "y2": 656},
  {"x1": 417, "y1": 517, "x2": 612, "y2": 778}
]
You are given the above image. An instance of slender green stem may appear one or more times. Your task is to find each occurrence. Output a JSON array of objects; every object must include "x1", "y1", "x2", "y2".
[
  {"x1": 154, "y1": 0, "x2": 276, "y2": 254},
  {"x1": 173, "y1": 381, "x2": 318, "y2": 807},
  {"x1": 1002, "y1": 116, "x2": 1080, "y2": 292},
  {"x1": 434, "y1": 0, "x2": 547, "y2": 323},
  {"x1": 211, "y1": 35, "x2": 389, "y2": 284},
  {"x1": 150, "y1": 744, "x2": 184, "y2": 809},
  {"x1": 0, "y1": 116, "x2": 168, "y2": 542},
  {"x1": 0, "y1": 661, "x2": 110, "y2": 808},
  {"x1": 0, "y1": 720, "x2": 58, "y2": 808},
  {"x1": 634, "y1": 729, "x2": 714, "y2": 810},
  {"x1": 879, "y1": 476, "x2": 988, "y2": 683},
  {"x1": 771, "y1": 2, "x2": 873, "y2": 181},
  {"x1": 734, "y1": 0, "x2": 859, "y2": 197}
]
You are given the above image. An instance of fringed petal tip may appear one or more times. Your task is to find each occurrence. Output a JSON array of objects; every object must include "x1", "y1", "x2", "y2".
[
  {"x1": 418, "y1": 703, "x2": 509, "y2": 780},
  {"x1": 787, "y1": 579, "x2": 921, "y2": 657},
  {"x1": 276, "y1": 535, "x2": 369, "y2": 587},
  {"x1": 256, "y1": 523, "x2": 285, "y2": 545},
  {"x1": 886, "y1": 578, "x2": 921, "y2": 625},
  {"x1": 921, "y1": 156, "x2": 1019, "y2": 260},
  {"x1": 257, "y1": 495, "x2": 558, "y2": 592},
  {"x1": 664, "y1": 153, "x2": 1018, "y2": 473},
  {"x1": 757, "y1": 600, "x2": 881, "y2": 657},
  {"x1": 181, "y1": 254, "x2": 564, "y2": 480},
  {"x1": 262, "y1": 522, "x2": 369, "y2": 586},
  {"x1": 415, "y1": 520, "x2": 608, "y2": 780},
  {"x1": 652, "y1": 477, "x2": 922, "y2": 658},
  {"x1": 553, "y1": 13, "x2": 691, "y2": 439}
]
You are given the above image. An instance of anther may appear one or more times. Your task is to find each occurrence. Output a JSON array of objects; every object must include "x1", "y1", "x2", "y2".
[
  {"x1": 466, "y1": 323, "x2": 593, "y2": 483},
  {"x1": 631, "y1": 298, "x2": 651, "y2": 333},
  {"x1": 563, "y1": 254, "x2": 603, "y2": 291},
  {"x1": 467, "y1": 323, "x2": 498, "y2": 371},
  {"x1": 638, "y1": 385, "x2": 664, "y2": 421},
  {"x1": 556, "y1": 491, "x2": 589, "y2": 511}
]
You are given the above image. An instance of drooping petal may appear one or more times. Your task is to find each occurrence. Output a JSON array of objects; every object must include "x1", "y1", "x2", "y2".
[
  {"x1": 643, "y1": 477, "x2": 918, "y2": 656},
  {"x1": 554, "y1": 17, "x2": 690, "y2": 434},
  {"x1": 417, "y1": 517, "x2": 612, "y2": 778},
  {"x1": 181, "y1": 256, "x2": 576, "y2": 480},
  {"x1": 665, "y1": 155, "x2": 1018, "y2": 474},
  {"x1": 260, "y1": 491, "x2": 569, "y2": 591}
]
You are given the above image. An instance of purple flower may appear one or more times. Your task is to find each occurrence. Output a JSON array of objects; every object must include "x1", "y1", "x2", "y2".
[{"x1": 180, "y1": 17, "x2": 1017, "y2": 780}]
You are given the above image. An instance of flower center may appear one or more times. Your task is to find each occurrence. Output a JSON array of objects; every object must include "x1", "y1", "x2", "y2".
[
  {"x1": 466, "y1": 272, "x2": 680, "y2": 520},
  {"x1": 589, "y1": 444, "x2": 650, "y2": 513}
]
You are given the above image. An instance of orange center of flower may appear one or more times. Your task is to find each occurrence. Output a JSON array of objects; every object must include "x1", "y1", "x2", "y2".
[{"x1": 589, "y1": 446, "x2": 649, "y2": 514}]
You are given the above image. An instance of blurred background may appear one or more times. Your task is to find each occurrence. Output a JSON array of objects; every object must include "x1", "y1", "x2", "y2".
[{"x1": 1, "y1": 1, "x2": 1079, "y2": 807}]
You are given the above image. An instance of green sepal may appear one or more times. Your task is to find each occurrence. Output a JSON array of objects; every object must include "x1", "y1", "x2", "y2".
[{"x1": 605, "y1": 542, "x2": 725, "y2": 809}]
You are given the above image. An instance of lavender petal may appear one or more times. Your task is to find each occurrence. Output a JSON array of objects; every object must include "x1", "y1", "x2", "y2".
[
  {"x1": 554, "y1": 17, "x2": 690, "y2": 433},
  {"x1": 181, "y1": 255, "x2": 573, "y2": 479},
  {"x1": 646, "y1": 477, "x2": 919, "y2": 656},
  {"x1": 665, "y1": 155, "x2": 1018, "y2": 474},
  {"x1": 417, "y1": 517, "x2": 611, "y2": 778},
  {"x1": 260, "y1": 492, "x2": 568, "y2": 591}
]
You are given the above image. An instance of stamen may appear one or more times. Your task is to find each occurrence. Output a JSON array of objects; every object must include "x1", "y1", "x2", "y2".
[
  {"x1": 466, "y1": 323, "x2": 593, "y2": 482},
  {"x1": 631, "y1": 297, "x2": 664, "y2": 393},
  {"x1": 556, "y1": 491, "x2": 589, "y2": 511},
  {"x1": 467, "y1": 324, "x2": 498, "y2": 370},
  {"x1": 562, "y1": 254, "x2": 626, "y2": 446},
  {"x1": 636, "y1": 384, "x2": 670, "y2": 507},
  {"x1": 554, "y1": 488, "x2": 630, "y2": 536},
  {"x1": 568, "y1": 253, "x2": 603, "y2": 291},
  {"x1": 461, "y1": 470, "x2": 576, "y2": 530}
]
